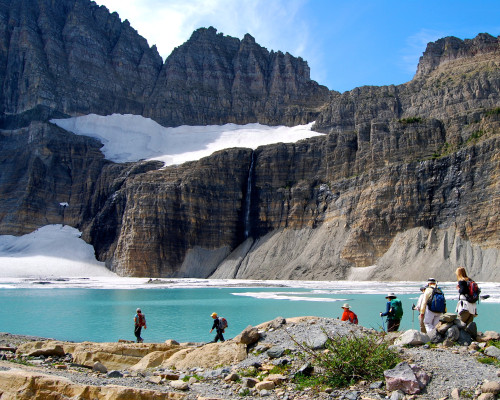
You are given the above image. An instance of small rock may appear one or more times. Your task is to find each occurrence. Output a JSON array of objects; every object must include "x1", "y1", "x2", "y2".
[
  {"x1": 390, "y1": 389, "x2": 405, "y2": 400},
  {"x1": 161, "y1": 372, "x2": 180, "y2": 380},
  {"x1": 394, "y1": 330, "x2": 430, "y2": 346},
  {"x1": 107, "y1": 370, "x2": 123, "y2": 378},
  {"x1": 146, "y1": 376, "x2": 162, "y2": 384},
  {"x1": 369, "y1": 381, "x2": 384, "y2": 389},
  {"x1": 267, "y1": 346, "x2": 285, "y2": 358},
  {"x1": 484, "y1": 346, "x2": 500, "y2": 360},
  {"x1": 481, "y1": 381, "x2": 500, "y2": 394},
  {"x1": 224, "y1": 372, "x2": 239, "y2": 382},
  {"x1": 477, "y1": 393, "x2": 495, "y2": 400},
  {"x1": 242, "y1": 377, "x2": 259, "y2": 388},
  {"x1": 170, "y1": 380, "x2": 189, "y2": 390},
  {"x1": 255, "y1": 380, "x2": 275, "y2": 390},
  {"x1": 54, "y1": 364, "x2": 67, "y2": 370},
  {"x1": 92, "y1": 361, "x2": 107, "y2": 373},
  {"x1": 345, "y1": 390, "x2": 360, "y2": 400},
  {"x1": 295, "y1": 362, "x2": 313, "y2": 377},
  {"x1": 450, "y1": 387, "x2": 460, "y2": 400},
  {"x1": 259, "y1": 389, "x2": 271, "y2": 396}
]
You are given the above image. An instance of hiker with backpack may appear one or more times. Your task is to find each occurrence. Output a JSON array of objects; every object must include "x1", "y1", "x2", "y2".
[
  {"x1": 134, "y1": 308, "x2": 147, "y2": 343},
  {"x1": 456, "y1": 266, "x2": 479, "y2": 324},
  {"x1": 209, "y1": 312, "x2": 227, "y2": 343},
  {"x1": 419, "y1": 278, "x2": 446, "y2": 333},
  {"x1": 380, "y1": 293, "x2": 403, "y2": 332},
  {"x1": 340, "y1": 303, "x2": 358, "y2": 324}
]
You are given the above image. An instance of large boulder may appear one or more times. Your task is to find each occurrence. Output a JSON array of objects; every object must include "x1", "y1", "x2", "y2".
[
  {"x1": 16, "y1": 341, "x2": 66, "y2": 357},
  {"x1": 160, "y1": 341, "x2": 247, "y2": 369},
  {"x1": 234, "y1": 326, "x2": 260, "y2": 345},
  {"x1": 394, "y1": 330, "x2": 430, "y2": 346},
  {"x1": 0, "y1": 369, "x2": 186, "y2": 400},
  {"x1": 484, "y1": 346, "x2": 500, "y2": 360},
  {"x1": 70, "y1": 342, "x2": 183, "y2": 370},
  {"x1": 384, "y1": 362, "x2": 431, "y2": 395}
]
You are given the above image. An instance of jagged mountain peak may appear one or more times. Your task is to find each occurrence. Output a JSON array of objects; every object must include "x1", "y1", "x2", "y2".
[{"x1": 415, "y1": 32, "x2": 499, "y2": 78}]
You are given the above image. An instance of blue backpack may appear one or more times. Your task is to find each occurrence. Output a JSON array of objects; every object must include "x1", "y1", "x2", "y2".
[{"x1": 428, "y1": 287, "x2": 446, "y2": 313}]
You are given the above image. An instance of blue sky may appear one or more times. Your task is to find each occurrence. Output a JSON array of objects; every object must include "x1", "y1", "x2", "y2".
[{"x1": 96, "y1": 0, "x2": 499, "y2": 93}]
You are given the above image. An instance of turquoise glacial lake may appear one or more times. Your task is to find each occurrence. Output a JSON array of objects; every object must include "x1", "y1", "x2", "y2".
[{"x1": 1, "y1": 279, "x2": 499, "y2": 343}]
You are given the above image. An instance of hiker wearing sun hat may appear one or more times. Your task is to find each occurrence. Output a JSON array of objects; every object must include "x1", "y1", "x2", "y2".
[
  {"x1": 209, "y1": 312, "x2": 227, "y2": 343},
  {"x1": 340, "y1": 303, "x2": 358, "y2": 324},
  {"x1": 380, "y1": 293, "x2": 403, "y2": 332}
]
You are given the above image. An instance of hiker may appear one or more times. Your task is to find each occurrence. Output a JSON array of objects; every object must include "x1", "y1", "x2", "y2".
[
  {"x1": 380, "y1": 293, "x2": 403, "y2": 332},
  {"x1": 340, "y1": 303, "x2": 358, "y2": 324},
  {"x1": 209, "y1": 312, "x2": 226, "y2": 343},
  {"x1": 134, "y1": 308, "x2": 147, "y2": 343},
  {"x1": 420, "y1": 278, "x2": 445, "y2": 333},
  {"x1": 412, "y1": 286, "x2": 427, "y2": 333},
  {"x1": 456, "y1": 266, "x2": 479, "y2": 324}
]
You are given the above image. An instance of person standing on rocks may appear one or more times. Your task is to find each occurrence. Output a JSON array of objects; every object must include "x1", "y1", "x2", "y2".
[
  {"x1": 455, "y1": 266, "x2": 478, "y2": 325},
  {"x1": 380, "y1": 293, "x2": 403, "y2": 332},
  {"x1": 419, "y1": 278, "x2": 445, "y2": 333},
  {"x1": 134, "y1": 308, "x2": 147, "y2": 343},
  {"x1": 209, "y1": 312, "x2": 225, "y2": 343},
  {"x1": 412, "y1": 286, "x2": 427, "y2": 333},
  {"x1": 340, "y1": 303, "x2": 358, "y2": 324}
]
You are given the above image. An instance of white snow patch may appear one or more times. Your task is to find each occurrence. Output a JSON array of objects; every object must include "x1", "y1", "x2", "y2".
[
  {"x1": 50, "y1": 114, "x2": 325, "y2": 165},
  {"x1": 0, "y1": 225, "x2": 115, "y2": 278}
]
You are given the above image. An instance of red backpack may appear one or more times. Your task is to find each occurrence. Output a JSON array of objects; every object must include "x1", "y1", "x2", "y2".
[
  {"x1": 348, "y1": 311, "x2": 358, "y2": 325},
  {"x1": 137, "y1": 313, "x2": 146, "y2": 327}
]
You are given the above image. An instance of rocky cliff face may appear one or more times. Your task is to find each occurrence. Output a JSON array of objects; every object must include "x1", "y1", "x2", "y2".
[
  {"x1": 144, "y1": 27, "x2": 330, "y2": 127},
  {"x1": 0, "y1": 1, "x2": 328, "y2": 129},
  {"x1": 0, "y1": 0, "x2": 163, "y2": 128},
  {"x1": 0, "y1": 0, "x2": 498, "y2": 281}
]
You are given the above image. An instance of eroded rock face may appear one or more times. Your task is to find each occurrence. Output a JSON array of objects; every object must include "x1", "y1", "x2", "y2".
[{"x1": 0, "y1": 369, "x2": 186, "y2": 400}]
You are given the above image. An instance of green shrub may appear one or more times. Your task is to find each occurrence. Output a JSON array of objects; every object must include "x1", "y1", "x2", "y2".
[
  {"x1": 293, "y1": 332, "x2": 400, "y2": 388},
  {"x1": 485, "y1": 107, "x2": 500, "y2": 117},
  {"x1": 399, "y1": 117, "x2": 423, "y2": 124}
]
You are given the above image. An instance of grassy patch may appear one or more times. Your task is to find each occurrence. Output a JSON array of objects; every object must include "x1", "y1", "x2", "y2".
[
  {"x1": 292, "y1": 332, "x2": 401, "y2": 389},
  {"x1": 238, "y1": 366, "x2": 259, "y2": 377},
  {"x1": 398, "y1": 117, "x2": 423, "y2": 124},
  {"x1": 485, "y1": 107, "x2": 500, "y2": 117}
]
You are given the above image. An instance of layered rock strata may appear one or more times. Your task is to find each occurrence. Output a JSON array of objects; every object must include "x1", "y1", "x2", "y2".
[{"x1": 0, "y1": 0, "x2": 498, "y2": 281}]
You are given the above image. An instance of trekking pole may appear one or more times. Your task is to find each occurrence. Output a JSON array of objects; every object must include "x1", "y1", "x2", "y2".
[
  {"x1": 381, "y1": 315, "x2": 386, "y2": 332},
  {"x1": 412, "y1": 304, "x2": 415, "y2": 330}
]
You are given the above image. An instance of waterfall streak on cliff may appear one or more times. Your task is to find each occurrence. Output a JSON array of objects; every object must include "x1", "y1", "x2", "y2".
[{"x1": 244, "y1": 152, "x2": 255, "y2": 238}]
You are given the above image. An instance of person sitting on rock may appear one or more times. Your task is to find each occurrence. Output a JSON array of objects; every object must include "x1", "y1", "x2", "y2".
[
  {"x1": 209, "y1": 312, "x2": 225, "y2": 343},
  {"x1": 340, "y1": 303, "x2": 358, "y2": 324},
  {"x1": 134, "y1": 308, "x2": 147, "y2": 343}
]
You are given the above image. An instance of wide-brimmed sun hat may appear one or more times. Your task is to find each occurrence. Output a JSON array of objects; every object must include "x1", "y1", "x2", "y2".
[
  {"x1": 385, "y1": 293, "x2": 396, "y2": 299},
  {"x1": 211, "y1": 312, "x2": 218, "y2": 318},
  {"x1": 341, "y1": 303, "x2": 350, "y2": 309},
  {"x1": 427, "y1": 278, "x2": 436, "y2": 283},
  {"x1": 136, "y1": 308, "x2": 141, "y2": 313}
]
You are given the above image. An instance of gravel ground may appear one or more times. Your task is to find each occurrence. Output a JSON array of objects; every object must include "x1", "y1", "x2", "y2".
[{"x1": 1, "y1": 318, "x2": 500, "y2": 400}]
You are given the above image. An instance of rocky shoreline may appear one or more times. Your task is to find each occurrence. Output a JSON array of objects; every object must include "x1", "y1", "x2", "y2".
[{"x1": 1, "y1": 316, "x2": 500, "y2": 400}]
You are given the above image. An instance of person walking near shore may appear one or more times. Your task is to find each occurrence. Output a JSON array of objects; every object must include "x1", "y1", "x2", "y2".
[
  {"x1": 209, "y1": 312, "x2": 226, "y2": 343},
  {"x1": 134, "y1": 308, "x2": 147, "y2": 343},
  {"x1": 380, "y1": 293, "x2": 403, "y2": 332},
  {"x1": 456, "y1": 266, "x2": 479, "y2": 325}
]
